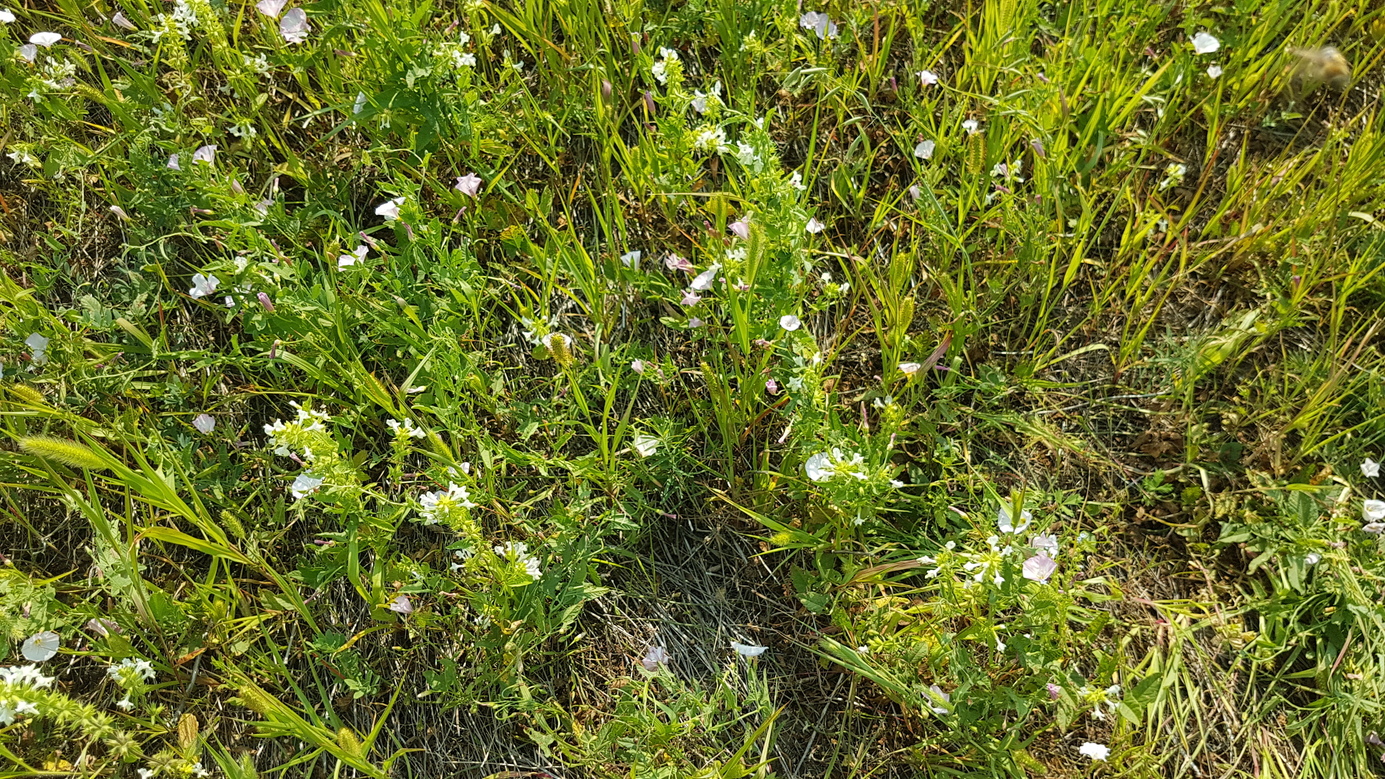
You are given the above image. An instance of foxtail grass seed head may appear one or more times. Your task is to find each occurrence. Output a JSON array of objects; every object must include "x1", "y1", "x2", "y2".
[
  {"x1": 544, "y1": 333, "x2": 574, "y2": 365},
  {"x1": 9, "y1": 384, "x2": 46, "y2": 405},
  {"x1": 19, "y1": 436, "x2": 108, "y2": 470}
]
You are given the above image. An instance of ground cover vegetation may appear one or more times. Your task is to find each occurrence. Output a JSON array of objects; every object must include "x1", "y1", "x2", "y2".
[{"x1": 2, "y1": 0, "x2": 1385, "y2": 775}]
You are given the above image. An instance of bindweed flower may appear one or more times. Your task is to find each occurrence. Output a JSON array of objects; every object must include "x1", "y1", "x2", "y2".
[
  {"x1": 375, "y1": 196, "x2": 405, "y2": 221},
  {"x1": 25, "y1": 333, "x2": 49, "y2": 365},
  {"x1": 665, "y1": 254, "x2": 694, "y2": 273},
  {"x1": 805, "y1": 218, "x2": 826, "y2": 234},
  {"x1": 779, "y1": 315, "x2": 801, "y2": 331},
  {"x1": 731, "y1": 641, "x2": 767, "y2": 657},
  {"x1": 798, "y1": 11, "x2": 837, "y2": 39},
  {"x1": 18, "y1": 43, "x2": 36, "y2": 61},
  {"x1": 681, "y1": 290, "x2": 702, "y2": 306},
  {"x1": 997, "y1": 505, "x2": 1032, "y2": 534},
  {"x1": 640, "y1": 645, "x2": 669, "y2": 671},
  {"x1": 167, "y1": 153, "x2": 181, "y2": 170},
  {"x1": 257, "y1": 292, "x2": 275, "y2": 312},
  {"x1": 1190, "y1": 31, "x2": 1219, "y2": 55},
  {"x1": 898, "y1": 361, "x2": 922, "y2": 377},
  {"x1": 386, "y1": 594, "x2": 413, "y2": 614},
  {"x1": 352, "y1": 91, "x2": 367, "y2": 115},
  {"x1": 86, "y1": 617, "x2": 120, "y2": 636},
  {"x1": 1031, "y1": 533, "x2": 1059, "y2": 556},
  {"x1": 1021, "y1": 554, "x2": 1057, "y2": 583},
  {"x1": 0, "y1": 8, "x2": 14, "y2": 23},
  {"x1": 1305, "y1": 553, "x2": 1321, "y2": 565},
  {"x1": 631, "y1": 359, "x2": 646, "y2": 374},
  {"x1": 633, "y1": 434, "x2": 659, "y2": 457},
  {"x1": 21, "y1": 631, "x2": 59, "y2": 662},
  {"x1": 454, "y1": 173, "x2": 482, "y2": 198},
  {"x1": 1047, "y1": 682, "x2": 1062, "y2": 700},
  {"x1": 729, "y1": 218, "x2": 750, "y2": 240},
  {"x1": 290, "y1": 473, "x2": 324, "y2": 500},
  {"x1": 927, "y1": 685, "x2": 950, "y2": 715},
  {"x1": 1364, "y1": 500, "x2": 1385, "y2": 523},
  {"x1": 914, "y1": 140, "x2": 935, "y2": 160},
  {"x1": 620, "y1": 250, "x2": 642, "y2": 269},
  {"x1": 192, "y1": 144, "x2": 216, "y2": 165},
  {"x1": 189, "y1": 273, "x2": 220, "y2": 298},
  {"x1": 917, "y1": 70, "x2": 939, "y2": 87},
  {"x1": 192, "y1": 414, "x2": 215, "y2": 434},
  {"x1": 690, "y1": 264, "x2": 720, "y2": 291},
  {"x1": 766, "y1": 379, "x2": 779, "y2": 395},
  {"x1": 30, "y1": 31, "x2": 61, "y2": 46},
  {"x1": 279, "y1": 8, "x2": 309, "y2": 43},
  {"x1": 1207, "y1": 64, "x2": 1223, "y2": 79},
  {"x1": 1362, "y1": 458, "x2": 1380, "y2": 478},
  {"x1": 1079, "y1": 742, "x2": 1110, "y2": 761},
  {"x1": 256, "y1": 0, "x2": 285, "y2": 16},
  {"x1": 688, "y1": 317, "x2": 704, "y2": 328},
  {"x1": 338, "y1": 245, "x2": 368, "y2": 268}
]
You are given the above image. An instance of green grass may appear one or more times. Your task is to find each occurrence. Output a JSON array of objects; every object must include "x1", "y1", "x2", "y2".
[{"x1": 2, "y1": 0, "x2": 1385, "y2": 776}]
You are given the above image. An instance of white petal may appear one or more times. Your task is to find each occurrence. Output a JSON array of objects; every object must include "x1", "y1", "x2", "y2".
[
  {"x1": 29, "y1": 31, "x2": 61, "y2": 47},
  {"x1": 779, "y1": 314, "x2": 801, "y2": 331},
  {"x1": 279, "y1": 7, "x2": 309, "y2": 43},
  {"x1": 21, "y1": 631, "x2": 60, "y2": 662},
  {"x1": 1191, "y1": 31, "x2": 1220, "y2": 55},
  {"x1": 731, "y1": 641, "x2": 767, "y2": 657},
  {"x1": 255, "y1": 0, "x2": 286, "y2": 16}
]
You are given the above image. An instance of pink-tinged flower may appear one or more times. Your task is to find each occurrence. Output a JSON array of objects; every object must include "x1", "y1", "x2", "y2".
[
  {"x1": 375, "y1": 196, "x2": 405, "y2": 221},
  {"x1": 805, "y1": 218, "x2": 825, "y2": 234},
  {"x1": 109, "y1": 205, "x2": 130, "y2": 221},
  {"x1": 1031, "y1": 533, "x2": 1059, "y2": 555},
  {"x1": 111, "y1": 12, "x2": 135, "y2": 30},
  {"x1": 188, "y1": 273, "x2": 220, "y2": 298},
  {"x1": 766, "y1": 379, "x2": 779, "y2": 395},
  {"x1": 909, "y1": 185, "x2": 922, "y2": 200},
  {"x1": 167, "y1": 153, "x2": 181, "y2": 170},
  {"x1": 192, "y1": 145, "x2": 216, "y2": 166},
  {"x1": 631, "y1": 359, "x2": 645, "y2": 374},
  {"x1": 681, "y1": 290, "x2": 702, "y2": 306},
  {"x1": 86, "y1": 618, "x2": 120, "y2": 636},
  {"x1": 29, "y1": 31, "x2": 61, "y2": 47},
  {"x1": 257, "y1": 292, "x2": 275, "y2": 312},
  {"x1": 1046, "y1": 682, "x2": 1061, "y2": 700},
  {"x1": 640, "y1": 645, "x2": 670, "y2": 671},
  {"x1": 917, "y1": 70, "x2": 938, "y2": 87},
  {"x1": 690, "y1": 264, "x2": 720, "y2": 291},
  {"x1": 798, "y1": 11, "x2": 837, "y2": 39},
  {"x1": 279, "y1": 8, "x2": 309, "y2": 44},
  {"x1": 1030, "y1": 138, "x2": 1046, "y2": 158},
  {"x1": 664, "y1": 254, "x2": 694, "y2": 272},
  {"x1": 1021, "y1": 554, "x2": 1057, "y2": 583},
  {"x1": 779, "y1": 315, "x2": 801, "y2": 331},
  {"x1": 338, "y1": 244, "x2": 368, "y2": 268},
  {"x1": 192, "y1": 414, "x2": 215, "y2": 434},
  {"x1": 386, "y1": 594, "x2": 414, "y2": 614},
  {"x1": 454, "y1": 172, "x2": 482, "y2": 197},
  {"x1": 688, "y1": 318, "x2": 704, "y2": 328},
  {"x1": 729, "y1": 219, "x2": 750, "y2": 240},
  {"x1": 256, "y1": 0, "x2": 285, "y2": 16}
]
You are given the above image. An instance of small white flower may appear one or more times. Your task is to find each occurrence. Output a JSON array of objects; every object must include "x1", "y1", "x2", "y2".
[
  {"x1": 18, "y1": 43, "x2": 36, "y2": 61},
  {"x1": 1031, "y1": 533, "x2": 1059, "y2": 555},
  {"x1": 731, "y1": 641, "x2": 767, "y2": 657},
  {"x1": 255, "y1": 0, "x2": 285, "y2": 16},
  {"x1": 192, "y1": 144, "x2": 216, "y2": 165},
  {"x1": 913, "y1": 140, "x2": 935, "y2": 160},
  {"x1": 1305, "y1": 553, "x2": 1321, "y2": 565},
  {"x1": 805, "y1": 218, "x2": 826, "y2": 234},
  {"x1": 166, "y1": 153, "x2": 181, "y2": 170},
  {"x1": 21, "y1": 631, "x2": 60, "y2": 662},
  {"x1": 927, "y1": 684, "x2": 950, "y2": 715},
  {"x1": 1207, "y1": 64, "x2": 1223, "y2": 79},
  {"x1": 633, "y1": 434, "x2": 660, "y2": 457},
  {"x1": 386, "y1": 418, "x2": 426, "y2": 439},
  {"x1": 25, "y1": 333, "x2": 49, "y2": 365},
  {"x1": 30, "y1": 31, "x2": 61, "y2": 46},
  {"x1": 798, "y1": 11, "x2": 837, "y2": 39},
  {"x1": 1361, "y1": 458, "x2": 1380, "y2": 478},
  {"x1": 898, "y1": 362, "x2": 922, "y2": 377},
  {"x1": 375, "y1": 196, "x2": 405, "y2": 221},
  {"x1": 997, "y1": 505, "x2": 1032, "y2": 534},
  {"x1": 189, "y1": 273, "x2": 220, "y2": 298},
  {"x1": 138, "y1": 769, "x2": 154, "y2": 779},
  {"x1": 1190, "y1": 31, "x2": 1220, "y2": 55},
  {"x1": 192, "y1": 414, "x2": 215, "y2": 434},
  {"x1": 690, "y1": 264, "x2": 720, "y2": 291},
  {"x1": 0, "y1": 8, "x2": 15, "y2": 23},
  {"x1": 338, "y1": 244, "x2": 368, "y2": 268},
  {"x1": 290, "y1": 473, "x2": 324, "y2": 500},
  {"x1": 352, "y1": 91, "x2": 367, "y2": 115},
  {"x1": 620, "y1": 250, "x2": 642, "y2": 269},
  {"x1": 961, "y1": 119, "x2": 979, "y2": 135},
  {"x1": 917, "y1": 70, "x2": 938, "y2": 87},
  {"x1": 1079, "y1": 742, "x2": 1111, "y2": 761},
  {"x1": 640, "y1": 645, "x2": 669, "y2": 671},
  {"x1": 1364, "y1": 500, "x2": 1385, "y2": 523},
  {"x1": 805, "y1": 452, "x2": 832, "y2": 482},
  {"x1": 779, "y1": 315, "x2": 801, "y2": 331}
]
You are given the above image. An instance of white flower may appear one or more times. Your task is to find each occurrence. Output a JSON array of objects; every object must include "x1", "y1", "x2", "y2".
[
  {"x1": 927, "y1": 684, "x2": 950, "y2": 715},
  {"x1": 731, "y1": 641, "x2": 767, "y2": 657},
  {"x1": 997, "y1": 505, "x2": 1032, "y2": 534},
  {"x1": 279, "y1": 7, "x2": 309, "y2": 43},
  {"x1": 1079, "y1": 742, "x2": 1110, "y2": 761},
  {"x1": 1362, "y1": 458, "x2": 1380, "y2": 478},
  {"x1": 352, "y1": 91, "x2": 367, "y2": 115},
  {"x1": 1021, "y1": 554, "x2": 1057, "y2": 583},
  {"x1": 805, "y1": 452, "x2": 832, "y2": 482},
  {"x1": 192, "y1": 144, "x2": 216, "y2": 165},
  {"x1": 0, "y1": 9, "x2": 14, "y2": 23},
  {"x1": 690, "y1": 264, "x2": 720, "y2": 291},
  {"x1": 18, "y1": 43, "x2": 36, "y2": 61},
  {"x1": 913, "y1": 140, "x2": 935, "y2": 160},
  {"x1": 375, "y1": 196, "x2": 405, "y2": 220},
  {"x1": 387, "y1": 418, "x2": 426, "y2": 439},
  {"x1": 25, "y1": 333, "x2": 49, "y2": 365},
  {"x1": 30, "y1": 31, "x2": 61, "y2": 46},
  {"x1": 189, "y1": 273, "x2": 220, "y2": 298},
  {"x1": 779, "y1": 315, "x2": 801, "y2": 331},
  {"x1": 418, "y1": 483, "x2": 476, "y2": 524},
  {"x1": 798, "y1": 11, "x2": 837, "y2": 39},
  {"x1": 633, "y1": 434, "x2": 660, "y2": 457},
  {"x1": 917, "y1": 70, "x2": 938, "y2": 87},
  {"x1": 192, "y1": 414, "x2": 215, "y2": 434},
  {"x1": 386, "y1": 594, "x2": 413, "y2": 614},
  {"x1": 805, "y1": 218, "x2": 826, "y2": 234},
  {"x1": 640, "y1": 645, "x2": 669, "y2": 671},
  {"x1": 898, "y1": 362, "x2": 922, "y2": 377},
  {"x1": 1305, "y1": 553, "x2": 1321, "y2": 565},
  {"x1": 256, "y1": 0, "x2": 285, "y2": 16},
  {"x1": 166, "y1": 153, "x2": 181, "y2": 170},
  {"x1": 138, "y1": 770, "x2": 154, "y2": 779},
  {"x1": 1364, "y1": 522, "x2": 1385, "y2": 534},
  {"x1": 631, "y1": 359, "x2": 646, "y2": 374},
  {"x1": 494, "y1": 541, "x2": 541, "y2": 580},
  {"x1": 290, "y1": 473, "x2": 324, "y2": 500},
  {"x1": 1364, "y1": 500, "x2": 1385, "y2": 523},
  {"x1": 338, "y1": 244, "x2": 368, "y2": 268},
  {"x1": 961, "y1": 119, "x2": 979, "y2": 134},
  {"x1": 620, "y1": 250, "x2": 642, "y2": 269},
  {"x1": 651, "y1": 46, "x2": 678, "y2": 84},
  {"x1": 1207, "y1": 64, "x2": 1223, "y2": 79},
  {"x1": 21, "y1": 631, "x2": 60, "y2": 662},
  {"x1": 454, "y1": 172, "x2": 483, "y2": 198},
  {"x1": 0, "y1": 664, "x2": 54, "y2": 688},
  {"x1": 1190, "y1": 31, "x2": 1220, "y2": 55},
  {"x1": 1031, "y1": 534, "x2": 1059, "y2": 555}
]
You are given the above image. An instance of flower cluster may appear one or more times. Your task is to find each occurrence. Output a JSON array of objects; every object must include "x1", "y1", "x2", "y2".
[
  {"x1": 419, "y1": 483, "x2": 477, "y2": 525},
  {"x1": 0, "y1": 663, "x2": 55, "y2": 726},
  {"x1": 493, "y1": 541, "x2": 542, "y2": 583},
  {"x1": 263, "y1": 401, "x2": 331, "y2": 459},
  {"x1": 106, "y1": 657, "x2": 156, "y2": 710},
  {"x1": 387, "y1": 417, "x2": 426, "y2": 441}
]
